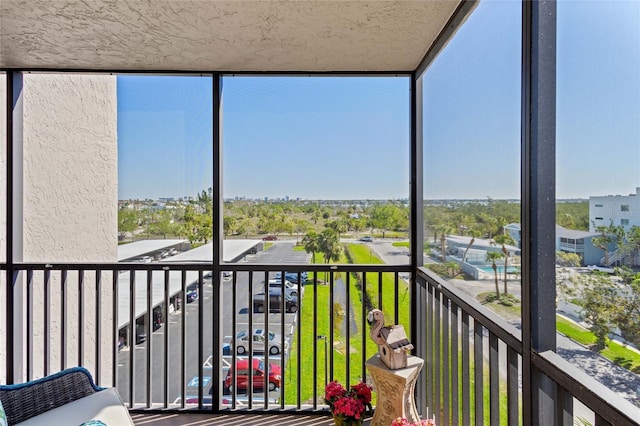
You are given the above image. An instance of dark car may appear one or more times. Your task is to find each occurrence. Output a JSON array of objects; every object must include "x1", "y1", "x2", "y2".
[
  {"x1": 274, "y1": 271, "x2": 308, "y2": 284},
  {"x1": 186, "y1": 288, "x2": 198, "y2": 303},
  {"x1": 262, "y1": 235, "x2": 278, "y2": 241},
  {"x1": 253, "y1": 289, "x2": 298, "y2": 313}
]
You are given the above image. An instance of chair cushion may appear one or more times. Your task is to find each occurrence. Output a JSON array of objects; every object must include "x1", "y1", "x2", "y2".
[
  {"x1": 15, "y1": 388, "x2": 133, "y2": 426},
  {"x1": 0, "y1": 396, "x2": 7, "y2": 426}
]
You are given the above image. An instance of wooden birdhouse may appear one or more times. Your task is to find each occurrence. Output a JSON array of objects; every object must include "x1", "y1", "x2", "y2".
[{"x1": 367, "y1": 309, "x2": 414, "y2": 370}]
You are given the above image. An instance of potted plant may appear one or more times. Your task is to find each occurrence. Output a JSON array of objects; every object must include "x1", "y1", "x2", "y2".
[{"x1": 324, "y1": 380, "x2": 372, "y2": 425}]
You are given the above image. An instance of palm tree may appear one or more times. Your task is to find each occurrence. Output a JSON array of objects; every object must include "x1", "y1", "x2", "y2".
[
  {"x1": 302, "y1": 230, "x2": 321, "y2": 263},
  {"x1": 319, "y1": 229, "x2": 342, "y2": 264},
  {"x1": 493, "y1": 233, "x2": 516, "y2": 295},
  {"x1": 462, "y1": 229, "x2": 481, "y2": 264},
  {"x1": 434, "y1": 223, "x2": 452, "y2": 262},
  {"x1": 486, "y1": 251, "x2": 504, "y2": 298}
]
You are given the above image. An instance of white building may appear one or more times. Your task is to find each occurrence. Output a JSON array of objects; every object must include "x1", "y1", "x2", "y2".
[{"x1": 590, "y1": 187, "x2": 640, "y2": 232}]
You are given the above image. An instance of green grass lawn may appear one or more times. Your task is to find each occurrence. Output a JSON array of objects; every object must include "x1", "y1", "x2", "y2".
[{"x1": 557, "y1": 315, "x2": 640, "y2": 373}]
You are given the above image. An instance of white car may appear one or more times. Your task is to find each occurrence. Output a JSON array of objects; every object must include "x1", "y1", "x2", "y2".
[
  {"x1": 265, "y1": 279, "x2": 301, "y2": 298},
  {"x1": 233, "y1": 329, "x2": 288, "y2": 355}
]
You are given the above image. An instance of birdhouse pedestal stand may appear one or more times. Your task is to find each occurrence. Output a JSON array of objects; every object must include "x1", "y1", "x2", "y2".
[{"x1": 366, "y1": 354, "x2": 424, "y2": 426}]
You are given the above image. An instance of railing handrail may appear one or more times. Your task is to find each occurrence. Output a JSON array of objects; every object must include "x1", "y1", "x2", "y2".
[
  {"x1": 533, "y1": 350, "x2": 640, "y2": 426},
  {"x1": 416, "y1": 266, "x2": 523, "y2": 353},
  {"x1": 1, "y1": 262, "x2": 410, "y2": 273}
]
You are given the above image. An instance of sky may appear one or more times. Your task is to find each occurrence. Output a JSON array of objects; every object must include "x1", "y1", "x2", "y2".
[{"x1": 117, "y1": 0, "x2": 640, "y2": 201}]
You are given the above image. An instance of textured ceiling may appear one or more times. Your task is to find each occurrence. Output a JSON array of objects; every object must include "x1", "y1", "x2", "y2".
[{"x1": 0, "y1": 0, "x2": 465, "y2": 72}]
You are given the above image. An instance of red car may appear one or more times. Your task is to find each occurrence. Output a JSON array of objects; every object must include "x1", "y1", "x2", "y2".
[
  {"x1": 262, "y1": 235, "x2": 278, "y2": 241},
  {"x1": 224, "y1": 358, "x2": 281, "y2": 393}
]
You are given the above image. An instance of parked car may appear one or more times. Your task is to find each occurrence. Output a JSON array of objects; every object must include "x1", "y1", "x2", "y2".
[
  {"x1": 253, "y1": 289, "x2": 298, "y2": 313},
  {"x1": 274, "y1": 271, "x2": 308, "y2": 284},
  {"x1": 262, "y1": 235, "x2": 278, "y2": 241},
  {"x1": 232, "y1": 329, "x2": 287, "y2": 355},
  {"x1": 139, "y1": 256, "x2": 153, "y2": 263},
  {"x1": 264, "y1": 279, "x2": 300, "y2": 298},
  {"x1": 186, "y1": 288, "x2": 198, "y2": 303},
  {"x1": 224, "y1": 358, "x2": 281, "y2": 394},
  {"x1": 359, "y1": 236, "x2": 374, "y2": 242}
]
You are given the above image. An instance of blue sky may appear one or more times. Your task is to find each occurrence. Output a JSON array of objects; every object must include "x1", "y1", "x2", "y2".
[{"x1": 118, "y1": 0, "x2": 639, "y2": 201}]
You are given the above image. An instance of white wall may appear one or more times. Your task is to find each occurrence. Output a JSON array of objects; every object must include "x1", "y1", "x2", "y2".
[{"x1": 0, "y1": 73, "x2": 118, "y2": 385}]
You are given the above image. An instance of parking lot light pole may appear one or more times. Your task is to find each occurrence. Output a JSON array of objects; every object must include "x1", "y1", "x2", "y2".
[{"x1": 317, "y1": 335, "x2": 328, "y2": 390}]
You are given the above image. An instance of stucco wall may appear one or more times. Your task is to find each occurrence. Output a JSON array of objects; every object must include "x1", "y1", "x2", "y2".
[{"x1": 1, "y1": 73, "x2": 117, "y2": 385}]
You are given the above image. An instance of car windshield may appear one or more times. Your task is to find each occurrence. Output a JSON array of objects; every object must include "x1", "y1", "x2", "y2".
[
  {"x1": 237, "y1": 331, "x2": 248, "y2": 339},
  {"x1": 258, "y1": 360, "x2": 265, "y2": 371},
  {"x1": 255, "y1": 329, "x2": 276, "y2": 341}
]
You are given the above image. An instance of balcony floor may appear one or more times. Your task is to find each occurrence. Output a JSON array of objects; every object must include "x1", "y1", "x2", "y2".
[{"x1": 131, "y1": 412, "x2": 370, "y2": 425}]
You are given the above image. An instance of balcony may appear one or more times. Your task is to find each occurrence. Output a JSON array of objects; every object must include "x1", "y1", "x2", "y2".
[
  {"x1": 2, "y1": 1, "x2": 640, "y2": 425},
  {"x1": 1, "y1": 259, "x2": 638, "y2": 425}
]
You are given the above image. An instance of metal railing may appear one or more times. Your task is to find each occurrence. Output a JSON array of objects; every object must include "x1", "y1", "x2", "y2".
[
  {"x1": 416, "y1": 267, "x2": 639, "y2": 426},
  {"x1": 1, "y1": 262, "x2": 409, "y2": 414},
  {"x1": 2, "y1": 262, "x2": 638, "y2": 424}
]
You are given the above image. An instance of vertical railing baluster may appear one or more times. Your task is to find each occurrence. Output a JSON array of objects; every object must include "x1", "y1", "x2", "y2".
[
  {"x1": 451, "y1": 302, "x2": 459, "y2": 426},
  {"x1": 231, "y1": 269, "x2": 238, "y2": 409},
  {"x1": 146, "y1": 270, "x2": 152, "y2": 408},
  {"x1": 361, "y1": 271, "x2": 366, "y2": 383},
  {"x1": 300, "y1": 272, "x2": 310, "y2": 408},
  {"x1": 462, "y1": 312, "x2": 470, "y2": 426},
  {"x1": 426, "y1": 284, "x2": 433, "y2": 413},
  {"x1": 313, "y1": 270, "x2": 318, "y2": 410},
  {"x1": 594, "y1": 413, "x2": 612, "y2": 426},
  {"x1": 489, "y1": 332, "x2": 499, "y2": 425},
  {"x1": 345, "y1": 271, "x2": 351, "y2": 389},
  {"x1": 61, "y1": 270, "x2": 67, "y2": 371},
  {"x1": 434, "y1": 288, "x2": 441, "y2": 424},
  {"x1": 95, "y1": 269, "x2": 101, "y2": 386},
  {"x1": 556, "y1": 383, "x2": 572, "y2": 426},
  {"x1": 181, "y1": 270, "x2": 187, "y2": 409},
  {"x1": 247, "y1": 271, "x2": 255, "y2": 410},
  {"x1": 112, "y1": 268, "x2": 118, "y2": 388},
  {"x1": 474, "y1": 322, "x2": 484, "y2": 425},
  {"x1": 27, "y1": 270, "x2": 33, "y2": 381},
  {"x1": 329, "y1": 271, "x2": 334, "y2": 383},
  {"x1": 263, "y1": 270, "x2": 270, "y2": 410},
  {"x1": 377, "y1": 271, "x2": 382, "y2": 311},
  {"x1": 44, "y1": 268, "x2": 50, "y2": 376},
  {"x1": 443, "y1": 296, "x2": 450, "y2": 426},
  {"x1": 507, "y1": 347, "x2": 519, "y2": 426},
  {"x1": 163, "y1": 269, "x2": 169, "y2": 408},
  {"x1": 128, "y1": 271, "x2": 135, "y2": 408},
  {"x1": 280, "y1": 272, "x2": 286, "y2": 410},
  {"x1": 78, "y1": 269, "x2": 84, "y2": 367},
  {"x1": 197, "y1": 270, "x2": 204, "y2": 409},
  {"x1": 394, "y1": 272, "x2": 399, "y2": 325}
]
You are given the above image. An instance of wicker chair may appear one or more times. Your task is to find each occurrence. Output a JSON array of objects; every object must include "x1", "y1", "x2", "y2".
[{"x1": 0, "y1": 367, "x2": 132, "y2": 425}]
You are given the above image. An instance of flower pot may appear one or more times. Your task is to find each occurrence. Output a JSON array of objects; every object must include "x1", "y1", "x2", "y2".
[{"x1": 333, "y1": 414, "x2": 363, "y2": 426}]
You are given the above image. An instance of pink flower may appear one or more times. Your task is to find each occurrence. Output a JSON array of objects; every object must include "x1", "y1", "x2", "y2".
[
  {"x1": 391, "y1": 418, "x2": 411, "y2": 426},
  {"x1": 351, "y1": 382, "x2": 373, "y2": 405}
]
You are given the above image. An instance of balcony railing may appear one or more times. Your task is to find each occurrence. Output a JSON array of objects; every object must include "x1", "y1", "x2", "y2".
[{"x1": 1, "y1": 262, "x2": 638, "y2": 425}]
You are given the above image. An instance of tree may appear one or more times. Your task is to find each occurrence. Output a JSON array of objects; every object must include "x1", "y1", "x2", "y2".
[
  {"x1": 151, "y1": 209, "x2": 175, "y2": 239},
  {"x1": 573, "y1": 272, "x2": 620, "y2": 351},
  {"x1": 462, "y1": 229, "x2": 481, "y2": 264},
  {"x1": 318, "y1": 229, "x2": 342, "y2": 264},
  {"x1": 485, "y1": 251, "x2": 504, "y2": 298},
  {"x1": 556, "y1": 251, "x2": 582, "y2": 267},
  {"x1": 592, "y1": 221, "x2": 623, "y2": 266},
  {"x1": 434, "y1": 223, "x2": 452, "y2": 262},
  {"x1": 302, "y1": 230, "x2": 321, "y2": 263},
  {"x1": 493, "y1": 233, "x2": 516, "y2": 295},
  {"x1": 118, "y1": 208, "x2": 138, "y2": 241}
]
